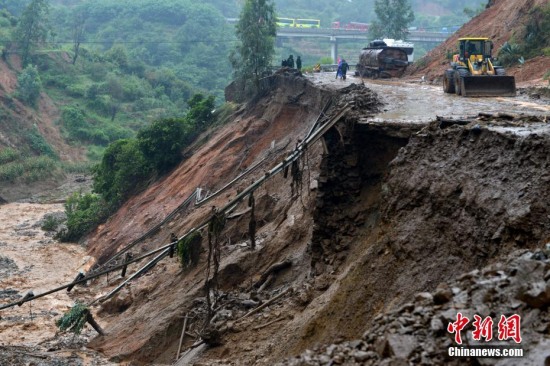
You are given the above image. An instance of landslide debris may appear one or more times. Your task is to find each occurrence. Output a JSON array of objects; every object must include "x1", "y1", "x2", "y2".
[
  {"x1": 83, "y1": 68, "x2": 550, "y2": 365},
  {"x1": 8, "y1": 66, "x2": 548, "y2": 366},
  {"x1": 279, "y1": 246, "x2": 550, "y2": 366}
]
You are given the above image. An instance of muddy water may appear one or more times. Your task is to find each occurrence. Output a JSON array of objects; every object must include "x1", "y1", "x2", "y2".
[
  {"x1": 0, "y1": 203, "x2": 110, "y2": 364},
  {"x1": 310, "y1": 72, "x2": 550, "y2": 123}
]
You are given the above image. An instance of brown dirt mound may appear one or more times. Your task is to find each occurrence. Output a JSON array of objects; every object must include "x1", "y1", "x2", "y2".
[{"x1": 408, "y1": 0, "x2": 550, "y2": 84}]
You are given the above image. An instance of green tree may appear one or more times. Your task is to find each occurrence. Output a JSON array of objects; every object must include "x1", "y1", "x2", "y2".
[
  {"x1": 93, "y1": 139, "x2": 152, "y2": 208},
  {"x1": 186, "y1": 94, "x2": 215, "y2": 130},
  {"x1": 15, "y1": 0, "x2": 50, "y2": 66},
  {"x1": 60, "y1": 192, "x2": 110, "y2": 241},
  {"x1": 70, "y1": 10, "x2": 87, "y2": 65},
  {"x1": 137, "y1": 118, "x2": 187, "y2": 173},
  {"x1": 370, "y1": 0, "x2": 414, "y2": 40},
  {"x1": 230, "y1": 0, "x2": 276, "y2": 96},
  {"x1": 16, "y1": 64, "x2": 42, "y2": 106}
]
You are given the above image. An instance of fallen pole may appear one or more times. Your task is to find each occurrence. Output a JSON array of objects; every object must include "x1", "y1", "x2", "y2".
[
  {"x1": 176, "y1": 313, "x2": 189, "y2": 360},
  {"x1": 91, "y1": 248, "x2": 170, "y2": 305},
  {"x1": 237, "y1": 287, "x2": 292, "y2": 321}
]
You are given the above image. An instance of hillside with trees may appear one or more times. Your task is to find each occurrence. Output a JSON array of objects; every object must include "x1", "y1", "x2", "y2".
[
  {"x1": 0, "y1": 0, "x2": 234, "y2": 201},
  {"x1": 0, "y1": 0, "x2": 493, "y2": 202}
]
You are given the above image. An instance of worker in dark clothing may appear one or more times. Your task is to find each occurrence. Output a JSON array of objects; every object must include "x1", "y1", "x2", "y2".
[
  {"x1": 340, "y1": 59, "x2": 349, "y2": 80},
  {"x1": 287, "y1": 54, "x2": 294, "y2": 68},
  {"x1": 296, "y1": 56, "x2": 302, "y2": 71}
]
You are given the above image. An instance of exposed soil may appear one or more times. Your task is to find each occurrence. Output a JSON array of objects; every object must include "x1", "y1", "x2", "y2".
[
  {"x1": 0, "y1": 54, "x2": 87, "y2": 202},
  {"x1": 2, "y1": 1, "x2": 550, "y2": 363},
  {"x1": 406, "y1": 0, "x2": 550, "y2": 85},
  {"x1": 1, "y1": 64, "x2": 549, "y2": 365}
]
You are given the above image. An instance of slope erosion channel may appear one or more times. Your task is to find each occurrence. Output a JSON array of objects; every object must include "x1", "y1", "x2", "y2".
[{"x1": 1, "y1": 71, "x2": 549, "y2": 366}]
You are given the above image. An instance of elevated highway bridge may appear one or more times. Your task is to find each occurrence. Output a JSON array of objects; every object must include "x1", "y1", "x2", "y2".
[{"x1": 276, "y1": 28, "x2": 450, "y2": 63}]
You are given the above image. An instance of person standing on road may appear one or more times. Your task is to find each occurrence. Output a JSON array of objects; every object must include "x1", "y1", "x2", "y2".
[
  {"x1": 287, "y1": 55, "x2": 294, "y2": 68},
  {"x1": 296, "y1": 56, "x2": 302, "y2": 71},
  {"x1": 340, "y1": 59, "x2": 349, "y2": 80}
]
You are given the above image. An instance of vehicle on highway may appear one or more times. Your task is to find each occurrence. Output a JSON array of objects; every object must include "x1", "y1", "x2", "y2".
[
  {"x1": 276, "y1": 18, "x2": 320, "y2": 28},
  {"x1": 331, "y1": 21, "x2": 369, "y2": 31},
  {"x1": 356, "y1": 40, "x2": 409, "y2": 78},
  {"x1": 443, "y1": 37, "x2": 516, "y2": 97}
]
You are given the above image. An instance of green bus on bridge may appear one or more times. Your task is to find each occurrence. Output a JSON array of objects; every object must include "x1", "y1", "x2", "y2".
[{"x1": 276, "y1": 18, "x2": 321, "y2": 28}]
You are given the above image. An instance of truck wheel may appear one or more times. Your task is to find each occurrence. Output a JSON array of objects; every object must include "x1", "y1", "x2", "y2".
[{"x1": 443, "y1": 69, "x2": 455, "y2": 93}]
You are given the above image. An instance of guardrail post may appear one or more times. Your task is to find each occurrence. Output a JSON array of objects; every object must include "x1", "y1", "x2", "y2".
[
  {"x1": 121, "y1": 252, "x2": 132, "y2": 278},
  {"x1": 67, "y1": 272, "x2": 85, "y2": 292}
]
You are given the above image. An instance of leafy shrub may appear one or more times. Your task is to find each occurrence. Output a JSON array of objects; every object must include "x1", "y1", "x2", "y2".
[
  {"x1": 16, "y1": 65, "x2": 42, "y2": 106},
  {"x1": 66, "y1": 83, "x2": 87, "y2": 98},
  {"x1": 86, "y1": 94, "x2": 115, "y2": 116},
  {"x1": 93, "y1": 139, "x2": 152, "y2": 208},
  {"x1": 137, "y1": 118, "x2": 187, "y2": 173},
  {"x1": 186, "y1": 94, "x2": 215, "y2": 130},
  {"x1": 26, "y1": 125, "x2": 58, "y2": 158},
  {"x1": 41, "y1": 215, "x2": 61, "y2": 231},
  {"x1": 56, "y1": 302, "x2": 89, "y2": 334},
  {"x1": 0, "y1": 155, "x2": 58, "y2": 183},
  {"x1": 0, "y1": 161, "x2": 24, "y2": 182},
  {"x1": 120, "y1": 75, "x2": 151, "y2": 102},
  {"x1": 61, "y1": 106, "x2": 88, "y2": 141},
  {"x1": 0, "y1": 148, "x2": 19, "y2": 164},
  {"x1": 498, "y1": 42, "x2": 523, "y2": 67},
  {"x1": 105, "y1": 45, "x2": 129, "y2": 70},
  {"x1": 177, "y1": 231, "x2": 202, "y2": 267},
  {"x1": 22, "y1": 156, "x2": 58, "y2": 183},
  {"x1": 57, "y1": 192, "x2": 109, "y2": 242}
]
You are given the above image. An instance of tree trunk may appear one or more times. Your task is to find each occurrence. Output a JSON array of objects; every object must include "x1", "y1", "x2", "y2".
[{"x1": 86, "y1": 311, "x2": 105, "y2": 335}]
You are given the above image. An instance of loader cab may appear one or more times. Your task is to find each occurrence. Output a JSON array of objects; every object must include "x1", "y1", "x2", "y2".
[{"x1": 458, "y1": 38, "x2": 491, "y2": 61}]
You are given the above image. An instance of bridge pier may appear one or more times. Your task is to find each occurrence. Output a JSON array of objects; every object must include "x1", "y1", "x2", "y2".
[{"x1": 330, "y1": 36, "x2": 338, "y2": 63}]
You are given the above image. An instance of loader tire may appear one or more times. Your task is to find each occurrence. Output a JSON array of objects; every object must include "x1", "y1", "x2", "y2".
[
  {"x1": 443, "y1": 69, "x2": 455, "y2": 93},
  {"x1": 454, "y1": 68, "x2": 469, "y2": 96},
  {"x1": 495, "y1": 67, "x2": 506, "y2": 76}
]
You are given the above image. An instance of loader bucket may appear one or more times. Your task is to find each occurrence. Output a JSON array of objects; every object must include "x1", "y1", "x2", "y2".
[{"x1": 460, "y1": 75, "x2": 516, "y2": 97}]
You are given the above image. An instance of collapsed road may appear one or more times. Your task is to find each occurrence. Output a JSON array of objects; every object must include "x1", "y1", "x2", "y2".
[{"x1": 1, "y1": 70, "x2": 549, "y2": 365}]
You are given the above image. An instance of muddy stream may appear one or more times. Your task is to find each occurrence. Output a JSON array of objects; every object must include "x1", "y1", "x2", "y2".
[{"x1": 0, "y1": 203, "x2": 112, "y2": 365}]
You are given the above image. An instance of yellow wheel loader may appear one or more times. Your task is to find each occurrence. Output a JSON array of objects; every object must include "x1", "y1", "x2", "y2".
[{"x1": 443, "y1": 37, "x2": 516, "y2": 97}]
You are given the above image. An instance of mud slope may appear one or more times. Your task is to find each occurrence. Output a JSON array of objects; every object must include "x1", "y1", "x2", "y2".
[
  {"x1": 85, "y1": 71, "x2": 343, "y2": 363},
  {"x1": 289, "y1": 118, "x2": 550, "y2": 358},
  {"x1": 83, "y1": 71, "x2": 549, "y2": 365},
  {"x1": 408, "y1": 0, "x2": 550, "y2": 83}
]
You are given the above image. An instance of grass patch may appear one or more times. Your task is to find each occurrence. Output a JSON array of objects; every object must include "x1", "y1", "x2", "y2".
[
  {"x1": 0, "y1": 155, "x2": 60, "y2": 183},
  {"x1": 0, "y1": 148, "x2": 19, "y2": 164}
]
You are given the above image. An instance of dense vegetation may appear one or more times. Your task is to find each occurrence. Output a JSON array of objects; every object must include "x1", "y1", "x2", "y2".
[
  {"x1": 59, "y1": 94, "x2": 222, "y2": 241},
  {"x1": 370, "y1": 0, "x2": 415, "y2": 40},
  {"x1": 0, "y1": 0, "x2": 232, "y2": 186},
  {"x1": 497, "y1": 2, "x2": 550, "y2": 67}
]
